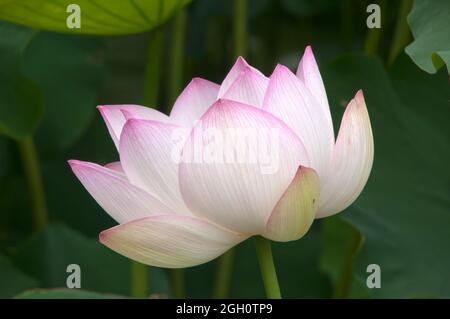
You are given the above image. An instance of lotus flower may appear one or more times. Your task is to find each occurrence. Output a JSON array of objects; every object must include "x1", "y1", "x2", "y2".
[{"x1": 69, "y1": 46, "x2": 373, "y2": 268}]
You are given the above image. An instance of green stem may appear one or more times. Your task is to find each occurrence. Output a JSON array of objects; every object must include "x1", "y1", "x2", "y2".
[
  {"x1": 142, "y1": 28, "x2": 163, "y2": 107},
  {"x1": 387, "y1": 0, "x2": 413, "y2": 66},
  {"x1": 170, "y1": 269, "x2": 185, "y2": 298},
  {"x1": 168, "y1": 9, "x2": 187, "y2": 106},
  {"x1": 254, "y1": 236, "x2": 282, "y2": 299},
  {"x1": 363, "y1": 0, "x2": 386, "y2": 55},
  {"x1": 363, "y1": 27, "x2": 382, "y2": 55},
  {"x1": 131, "y1": 261, "x2": 148, "y2": 298},
  {"x1": 233, "y1": 0, "x2": 247, "y2": 57},
  {"x1": 212, "y1": 0, "x2": 248, "y2": 299},
  {"x1": 17, "y1": 137, "x2": 48, "y2": 232},
  {"x1": 213, "y1": 249, "x2": 235, "y2": 298},
  {"x1": 332, "y1": 229, "x2": 362, "y2": 298}
]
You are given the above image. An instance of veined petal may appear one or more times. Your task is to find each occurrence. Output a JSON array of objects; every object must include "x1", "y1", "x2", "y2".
[
  {"x1": 118, "y1": 105, "x2": 172, "y2": 123},
  {"x1": 296, "y1": 46, "x2": 334, "y2": 133},
  {"x1": 169, "y1": 78, "x2": 220, "y2": 127},
  {"x1": 100, "y1": 215, "x2": 245, "y2": 268},
  {"x1": 119, "y1": 119, "x2": 191, "y2": 215},
  {"x1": 263, "y1": 64, "x2": 334, "y2": 183},
  {"x1": 221, "y1": 62, "x2": 269, "y2": 107},
  {"x1": 179, "y1": 99, "x2": 310, "y2": 234},
  {"x1": 317, "y1": 90, "x2": 374, "y2": 218},
  {"x1": 218, "y1": 56, "x2": 267, "y2": 99},
  {"x1": 68, "y1": 160, "x2": 175, "y2": 224},
  {"x1": 104, "y1": 161, "x2": 124, "y2": 174},
  {"x1": 98, "y1": 105, "x2": 172, "y2": 150},
  {"x1": 264, "y1": 166, "x2": 319, "y2": 242}
]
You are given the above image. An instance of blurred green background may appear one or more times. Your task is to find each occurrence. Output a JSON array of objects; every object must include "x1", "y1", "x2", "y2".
[{"x1": 0, "y1": 0, "x2": 449, "y2": 299}]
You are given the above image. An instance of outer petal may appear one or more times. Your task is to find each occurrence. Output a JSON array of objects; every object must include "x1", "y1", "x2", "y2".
[
  {"x1": 218, "y1": 56, "x2": 267, "y2": 99},
  {"x1": 98, "y1": 105, "x2": 172, "y2": 150},
  {"x1": 264, "y1": 166, "x2": 319, "y2": 242},
  {"x1": 119, "y1": 119, "x2": 191, "y2": 214},
  {"x1": 317, "y1": 90, "x2": 374, "y2": 218},
  {"x1": 220, "y1": 62, "x2": 269, "y2": 107},
  {"x1": 68, "y1": 160, "x2": 175, "y2": 224},
  {"x1": 104, "y1": 161, "x2": 124, "y2": 174},
  {"x1": 100, "y1": 215, "x2": 245, "y2": 268},
  {"x1": 179, "y1": 99, "x2": 310, "y2": 234},
  {"x1": 263, "y1": 64, "x2": 334, "y2": 183},
  {"x1": 296, "y1": 46, "x2": 334, "y2": 133},
  {"x1": 169, "y1": 78, "x2": 220, "y2": 127}
]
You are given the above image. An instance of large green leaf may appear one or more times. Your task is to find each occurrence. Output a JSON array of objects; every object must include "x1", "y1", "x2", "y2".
[
  {"x1": 406, "y1": 0, "x2": 450, "y2": 73},
  {"x1": 0, "y1": 22, "x2": 42, "y2": 140},
  {"x1": 271, "y1": 226, "x2": 331, "y2": 298},
  {"x1": 24, "y1": 32, "x2": 107, "y2": 150},
  {"x1": 0, "y1": 117, "x2": 120, "y2": 242},
  {"x1": 322, "y1": 53, "x2": 450, "y2": 298},
  {"x1": 0, "y1": 0, "x2": 191, "y2": 35},
  {"x1": 11, "y1": 224, "x2": 170, "y2": 296},
  {"x1": 0, "y1": 254, "x2": 39, "y2": 298},
  {"x1": 15, "y1": 288, "x2": 124, "y2": 299},
  {"x1": 0, "y1": 21, "x2": 106, "y2": 145},
  {"x1": 319, "y1": 216, "x2": 368, "y2": 298}
]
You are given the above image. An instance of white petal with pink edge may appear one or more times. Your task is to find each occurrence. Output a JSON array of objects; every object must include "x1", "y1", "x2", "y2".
[
  {"x1": 169, "y1": 78, "x2": 220, "y2": 127},
  {"x1": 68, "y1": 160, "x2": 175, "y2": 224},
  {"x1": 263, "y1": 64, "x2": 334, "y2": 184},
  {"x1": 220, "y1": 62, "x2": 269, "y2": 107},
  {"x1": 100, "y1": 215, "x2": 246, "y2": 268},
  {"x1": 119, "y1": 119, "x2": 191, "y2": 215},
  {"x1": 218, "y1": 57, "x2": 267, "y2": 99},
  {"x1": 296, "y1": 46, "x2": 334, "y2": 133},
  {"x1": 317, "y1": 90, "x2": 374, "y2": 218},
  {"x1": 104, "y1": 161, "x2": 124, "y2": 174},
  {"x1": 98, "y1": 105, "x2": 172, "y2": 150},
  {"x1": 179, "y1": 99, "x2": 310, "y2": 234}
]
